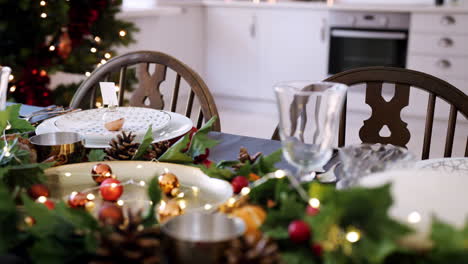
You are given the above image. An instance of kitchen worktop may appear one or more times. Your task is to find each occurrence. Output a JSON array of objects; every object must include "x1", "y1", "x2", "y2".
[{"x1": 156, "y1": 0, "x2": 468, "y2": 13}]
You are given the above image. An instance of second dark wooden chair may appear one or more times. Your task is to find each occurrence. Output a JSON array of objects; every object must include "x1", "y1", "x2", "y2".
[
  {"x1": 69, "y1": 51, "x2": 221, "y2": 131},
  {"x1": 272, "y1": 67, "x2": 468, "y2": 159}
]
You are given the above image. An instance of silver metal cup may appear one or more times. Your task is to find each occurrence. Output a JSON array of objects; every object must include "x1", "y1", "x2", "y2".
[
  {"x1": 161, "y1": 212, "x2": 245, "y2": 264},
  {"x1": 30, "y1": 132, "x2": 85, "y2": 166}
]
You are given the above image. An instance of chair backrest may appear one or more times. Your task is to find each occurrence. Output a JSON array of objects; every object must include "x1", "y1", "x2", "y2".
[
  {"x1": 272, "y1": 67, "x2": 468, "y2": 159},
  {"x1": 70, "y1": 51, "x2": 221, "y2": 131}
]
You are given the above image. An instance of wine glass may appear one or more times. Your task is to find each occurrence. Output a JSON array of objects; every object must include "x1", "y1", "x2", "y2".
[{"x1": 275, "y1": 81, "x2": 347, "y2": 182}]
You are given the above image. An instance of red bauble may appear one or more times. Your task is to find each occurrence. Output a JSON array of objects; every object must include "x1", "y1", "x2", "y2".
[
  {"x1": 91, "y1": 163, "x2": 113, "y2": 184},
  {"x1": 28, "y1": 184, "x2": 50, "y2": 199},
  {"x1": 68, "y1": 192, "x2": 88, "y2": 208},
  {"x1": 288, "y1": 220, "x2": 311, "y2": 243},
  {"x1": 99, "y1": 203, "x2": 124, "y2": 226},
  {"x1": 100, "y1": 179, "x2": 123, "y2": 201},
  {"x1": 311, "y1": 243, "x2": 323, "y2": 257},
  {"x1": 231, "y1": 176, "x2": 249, "y2": 194},
  {"x1": 306, "y1": 205, "x2": 320, "y2": 217}
]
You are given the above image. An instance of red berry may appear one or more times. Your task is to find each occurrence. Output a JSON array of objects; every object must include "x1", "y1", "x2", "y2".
[
  {"x1": 201, "y1": 159, "x2": 213, "y2": 168},
  {"x1": 98, "y1": 203, "x2": 124, "y2": 226},
  {"x1": 43, "y1": 199, "x2": 55, "y2": 210},
  {"x1": 231, "y1": 176, "x2": 249, "y2": 194},
  {"x1": 288, "y1": 220, "x2": 311, "y2": 243},
  {"x1": 306, "y1": 205, "x2": 320, "y2": 216},
  {"x1": 68, "y1": 192, "x2": 88, "y2": 208},
  {"x1": 311, "y1": 243, "x2": 323, "y2": 257},
  {"x1": 28, "y1": 184, "x2": 50, "y2": 199},
  {"x1": 100, "y1": 178, "x2": 123, "y2": 201}
]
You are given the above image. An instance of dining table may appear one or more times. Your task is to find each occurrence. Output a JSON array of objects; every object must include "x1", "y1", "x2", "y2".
[{"x1": 17, "y1": 103, "x2": 291, "y2": 168}]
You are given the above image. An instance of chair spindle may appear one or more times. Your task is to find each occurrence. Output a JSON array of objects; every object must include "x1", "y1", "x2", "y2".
[
  {"x1": 185, "y1": 90, "x2": 195, "y2": 117},
  {"x1": 444, "y1": 105, "x2": 457, "y2": 157},
  {"x1": 170, "y1": 74, "x2": 181, "y2": 112},
  {"x1": 196, "y1": 109, "x2": 204, "y2": 128},
  {"x1": 118, "y1": 66, "x2": 127, "y2": 106},
  {"x1": 338, "y1": 93, "x2": 347, "y2": 147},
  {"x1": 422, "y1": 93, "x2": 436, "y2": 159}
]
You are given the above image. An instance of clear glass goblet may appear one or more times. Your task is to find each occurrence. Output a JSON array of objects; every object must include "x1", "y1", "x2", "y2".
[{"x1": 275, "y1": 81, "x2": 347, "y2": 182}]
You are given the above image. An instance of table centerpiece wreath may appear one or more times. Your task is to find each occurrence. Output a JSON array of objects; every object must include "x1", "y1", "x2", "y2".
[{"x1": 0, "y1": 104, "x2": 466, "y2": 264}]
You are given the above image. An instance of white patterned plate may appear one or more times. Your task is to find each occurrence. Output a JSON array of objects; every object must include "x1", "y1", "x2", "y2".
[
  {"x1": 36, "y1": 111, "x2": 193, "y2": 148},
  {"x1": 359, "y1": 169, "x2": 468, "y2": 239},
  {"x1": 54, "y1": 107, "x2": 170, "y2": 144},
  {"x1": 415, "y1": 157, "x2": 468, "y2": 176},
  {"x1": 45, "y1": 161, "x2": 233, "y2": 213}
]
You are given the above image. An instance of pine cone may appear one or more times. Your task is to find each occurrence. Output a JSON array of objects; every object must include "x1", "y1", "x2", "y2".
[
  {"x1": 143, "y1": 141, "x2": 171, "y2": 161},
  {"x1": 91, "y1": 210, "x2": 162, "y2": 264},
  {"x1": 223, "y1": 235, "x2": 282, "y2": 264},
  {"x1": 233, "y1": 147, "x2": 262, "y2": 170},
  {"x1": 104, "y1": 131, "x2": 140, "y2": 161}
]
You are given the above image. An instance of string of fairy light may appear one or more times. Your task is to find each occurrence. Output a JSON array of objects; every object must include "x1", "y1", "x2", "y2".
[{"x1": 34, "y1": 0, "x2": 128, "y2": 78}]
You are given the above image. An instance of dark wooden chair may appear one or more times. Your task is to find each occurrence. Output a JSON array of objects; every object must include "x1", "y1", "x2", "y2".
[
  {"x1": 272, "y1": 67, "x2": 468, "y2": 159},
  {"x1": 69, "y1": 51, "x2": 221, "y2": 131}
]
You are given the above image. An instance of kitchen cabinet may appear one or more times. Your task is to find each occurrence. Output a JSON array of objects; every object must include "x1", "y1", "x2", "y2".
[
  {"x1": 258, "y1": 9, "x2": 329, "y2": 100},
  {"x1": 204, "y1": 7, "x2": 329, "y2": 101},
  {"x1": 205, "y1": 7, "x2": 260, "y2": 98}
]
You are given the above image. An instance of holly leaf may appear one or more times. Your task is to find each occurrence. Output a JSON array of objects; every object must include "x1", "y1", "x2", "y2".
[
  {"x1": 187, "y1": 116, "x2": 219, "y2": 158},
  {"x1": 87, "y1": 149, "x2": 105, "y2": 162},
  {"x1": 0, "y1": 182, "x2": 19, "y2": 253},
  {"x1": 430, "y1": 217, "x2": 467, "y2": 252},
  {"x1": 281, "y1": 247, "x2": 318, "y2": 264},
  {"x1": 0, "y1": 104, "x2": 35, "y2": 133},
  {"x1": 216, "y1": 160, "x2": 241, "y2": 169},
  {"x1": 158, "y1": 133, "x2": 193, "y2": 163},
  {"x1": 262, "y1": 225, "x2": 289, "y2": 240},
  {"x1": 133, "y1": 125, "x2": 153, "y2": 160},
  {"x1": 54, "y1": 202, "x2": 98, "y2": 231},
  {"x1": 195, "y1": 164, "x2": 234, "y2": 180},
  {"x1": 0, "y1": 163, "x2": 51, "y2": 189},
  {"x1": 251, "y1": 149, "x2": 282, "y2": 176},
  {"x1": 143, "y1": 176, "x2": 162, "y2": 226}
]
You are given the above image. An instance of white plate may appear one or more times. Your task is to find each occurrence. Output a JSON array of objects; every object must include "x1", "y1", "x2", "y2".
[
  {"x1": 45, "y1": 161, "x2": 233, "y2": 213},
  {"x1": 415, "y1": 157, "x2": 468, "y2": 176},
  {"x1": 54, "y1": 107, "x2": 170, "y2": 144},
  {"x1": 359, "y1": 168, "x2": 468, "y2": 235},
  {"x1": 36, "y1": 111, "x2": 193, "y2": 148}
]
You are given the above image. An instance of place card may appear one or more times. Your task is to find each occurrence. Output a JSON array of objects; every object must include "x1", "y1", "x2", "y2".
[{"x1": 99, "y1": 82, "x2": 119, "y2": 106}]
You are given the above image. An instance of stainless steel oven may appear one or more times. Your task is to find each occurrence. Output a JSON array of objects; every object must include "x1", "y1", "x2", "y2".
[{"x1": 328, "y1": 11, "x2": 410, "y2": 75}]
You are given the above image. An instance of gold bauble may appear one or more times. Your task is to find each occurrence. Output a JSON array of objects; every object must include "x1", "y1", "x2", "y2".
[
  {"x1": 231, "y1": 205, "x2": 266, "y2": 239},
  {"x1": 157, "y1": 200, "x2": 183, "y2": 224},
  {"x1": 158, "y1": 172, "x2": 180, "y2": 196}
]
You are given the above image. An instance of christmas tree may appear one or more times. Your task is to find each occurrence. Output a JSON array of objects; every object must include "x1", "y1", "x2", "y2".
[{"x1": 0, "y1": 0, "x2": 137, "y2": 106}]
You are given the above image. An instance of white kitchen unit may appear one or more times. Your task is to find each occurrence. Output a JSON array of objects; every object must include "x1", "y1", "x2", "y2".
[
  {"x1": 258, "y1": 9, "x2": 329, "y2": 101},
  {"x1": 205, "y1": 6, "x2": 329, "y2": 101},
  {"x1": 205, "y1": 7, "x2": 261, "y2": 98}
]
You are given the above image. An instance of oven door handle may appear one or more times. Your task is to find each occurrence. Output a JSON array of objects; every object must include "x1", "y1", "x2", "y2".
[{"x1": 331, "y1": 29, "x2": 407, "y2": 40}]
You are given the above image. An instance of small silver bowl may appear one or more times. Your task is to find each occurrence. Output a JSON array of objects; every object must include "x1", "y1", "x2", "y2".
[
  {"x1": 30, "y1": 132, "x2": 85, "y2": 165},
  {"x1": 161, "y1": 212, "x2": 245, "y2": 264}
]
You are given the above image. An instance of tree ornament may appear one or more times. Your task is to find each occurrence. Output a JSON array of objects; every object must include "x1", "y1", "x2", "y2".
[
  {"x1": 100, "y1": 178, "x2": 123, "y2": 201},
  {"x1": 157, "y1": 200, "x2": 183, "y2": 224},
  {"x1": 57, "y1": 28, "x2": 72, "y2": 60},
  {"x1": 104, "y1": 131, "x2": 139, "y2": 161},
  {"x1": 288, "y1": 220, "x2": 311, "y2": 243},
  {"x1": 158, "y1": 172, "x2": 180, "y2": 196},
  {"x1": 223, "y1": 234, "x2": 281, "y2": 264},
  {"x1": 231, "y1": 205, "x2": 266, "y2": 239},
  {"x1": 98, "y1": 202, "x2": 124, "y2": 226},
  {"x1": 68, "y1": 192, "x2": 89, "y2": 208},
  {"x1": 92, "y1": 210, "x2": 162, "y2": 264},
  {"x1": 91, "y1": 163, "x2": 113, "y2": 184},
  {"x1": 27, "y1": 184, "x2": 50, "y2": 199},
  {"x1": 231, "y1": 176, "x2": 249, "y2": 194},
  {"x1": 306, "y1": 205, "x2": 320, "y2": 216}
]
